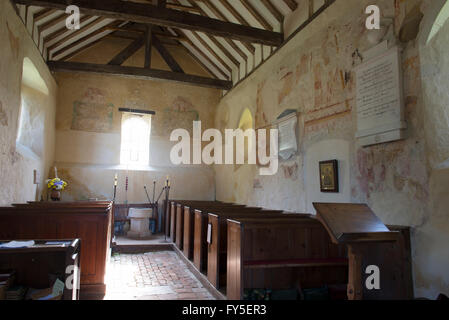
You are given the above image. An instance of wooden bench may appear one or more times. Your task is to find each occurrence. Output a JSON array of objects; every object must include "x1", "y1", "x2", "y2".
[
  {"x1": 224, "y1": 203, "x2": 413, "y2": 300},
  {"x1": 226, "y1": 217, "x2": 347, "y2": 299},
  {"x1": 172, "y1": 201, "x2": 244, "y2": 248},
  {"x1": 182, "y1": 204, "x2": 247, "y2": 260},
  {"x1": 168, "y1": 200, "x2": 226, "y2": 243},
  {"x1": 0, "y1": 201, "x2": 113, "y2": 299},
  {"x1": 207, "y1": 211, "x2": 305, "y2": 290},
  {"x1": 192, "y1": 206, "x2": 269, "y2": 273}
]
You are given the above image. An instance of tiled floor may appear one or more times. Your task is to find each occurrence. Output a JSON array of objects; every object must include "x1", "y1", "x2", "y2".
[{"x1": 104, "y1": 251, "x2": 216, "y2": 300}]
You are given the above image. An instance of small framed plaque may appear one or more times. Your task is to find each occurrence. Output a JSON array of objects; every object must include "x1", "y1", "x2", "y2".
[{"x1": 319, "y1": 160, "x2": 339, "y2": 193}]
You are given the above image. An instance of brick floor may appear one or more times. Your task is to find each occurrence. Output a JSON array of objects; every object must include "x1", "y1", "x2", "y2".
[{"x1": 104, "y1": 251, "x2": 216, "y2": 300}]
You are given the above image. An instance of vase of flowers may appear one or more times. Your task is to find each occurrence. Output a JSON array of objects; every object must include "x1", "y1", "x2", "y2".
[{"x1": 46, "y1": 167, "x2": 67, "y2": 201}]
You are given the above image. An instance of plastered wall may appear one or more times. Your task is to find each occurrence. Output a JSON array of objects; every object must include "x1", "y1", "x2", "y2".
[
  {"x1": 53, "y1": 36, "x2": 222, "y2": 202},
  {"x1": 0, "y1": 1, "x2": 57, "y2": 205},
  {"x1": 214, "y1": 0, "x2": 448, "y2": 298}
]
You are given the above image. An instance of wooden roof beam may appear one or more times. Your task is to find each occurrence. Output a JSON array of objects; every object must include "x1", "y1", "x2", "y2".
[
  {"x1": 47, "y1": 16, "x2": 106, "y2": 52},
  {"x1": 43, "y1": 15, "x2": 93, "y2": 47},
  {"x1": 192, "y1": 0, "x2": 255, "y2": 54},
  {"x1": 260, "y1": 0, "x2": 284, "y2": 23},
  {"x1": 51, "y1": 20, "x2": 121, "y2": 59},
  {"x1": 185, "y1": 0, "x2": 248, "y2": 60},
  {"x1": 238, "y1": 0, "x2": 273, "y2": 31},
  {"x1": 47, "y1": 60, "x2": 233, "y2": 90},
  {"x1": 14, "y1": 0, "x2": 283, "y2": 46},
  {"x1": 152, "y1": 34, "x2": 184, "y2": 73},
  {"x1": 173, "y1": 29, "x2": 230, "y2": 80},
  {"x1": 108, "y1": 36, "x2": 144, "y2": 66},
  {"x1": 283, "y1": 0, "x2": 298, "y2": 11}
]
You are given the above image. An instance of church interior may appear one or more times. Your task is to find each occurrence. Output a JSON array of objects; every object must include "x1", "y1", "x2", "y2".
[{"x1": 0, "y1": 0, "x2": 448, "y2": 301}]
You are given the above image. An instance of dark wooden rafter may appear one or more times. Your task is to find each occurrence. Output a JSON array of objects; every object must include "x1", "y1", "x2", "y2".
[
  {"x1": 189, "y1": 31, "x2": 232, "y2": 74},
  {"x1": 309, "y1": 0, "x2": 314, "y2": 18},
  {"x1": 38, "y1": 11, "x2": 65, "y2": 34},
  {"x1": 168, "y1": 0, "x2": 239, "y2": 71},
  {"x1": 52, "y1": 20, "x2": 122, "y2": 58},
  {"x1": 47, "y1": 16, "x2": 106, "y2": 52},
  {"x1": 107, "y1": 30, "x2": 184, "y2": 48},
  {"x1": 172, "y1": 29, "x2": 229, "y2": 80},
  {"x1": 192, "y1": 0, "x2": 255, "y2": 54},
  {"x1": 283, "y1": 0, "x2": 298, "y2": 11},
  {"x1": 185, "y1": 0, "x2": 248, "y2": 60},
  {"x1": 25, "y1": 5, "x2": 29, "y2": 25},
  {"x1": 260, "y1": 0, "x2": 284, "y2": 23},
  {"x1": 174, "y1": 0, "x2": 241, "y2": 66},
  {"x1": 43, "y1": 15, "x2": 93, "y2": 47},
  {"x1": 152, "y1": 35, "x2": 184, "y2": 73},
  {"x1": 238, "y1": 0, "x2": 273, "y2": 31},
  {"x1": 11, "y1": 0, "x2": 331, "y2": 91},
  {"x1": 108, "y1": 36, "x2": 144, "y2": 65},
  {"x1": 217, "y1": 0, "x2": 249, "y2": 26},
  {"x1": 226, "y1": 0, "x2": 336, "y2": 95},
  {"x1": 61, "y1": 36, "x2": 104, "y2": 61},
  {"x1": 144, "y1": 24, "x2": 153, "y2": 68},
  {"x1": 208, "y1": 35, "x2": 239, "y2": 68},
  {"x1": 143, "y1": 0, "x2": 200, "y2": 13},
  {"x1": 166, "y1": 2, "x2": 200, "y2": 13},
  {"x1": 106, "y1": 25, "x2": 188, "y2": 41},
  {"x1": 32, "y1": 8, "x2": 57, "y2": 39},
  {"x1": 37, "y1": 11, "x2": 67, "y2": 48},
  {"x1": 47, "y1": 60, "x2": 233, "y2": 90},
  {"x1": 13, "y1": 0, "x2": 283, "y2": 46},
  {"x1": 33, "y1": 7, "x2": 56, "y2": 23}
]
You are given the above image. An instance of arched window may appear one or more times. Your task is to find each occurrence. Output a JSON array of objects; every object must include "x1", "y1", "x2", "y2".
[{"x1": 120, "y1": 113, "x2": 152, "y2": 166}]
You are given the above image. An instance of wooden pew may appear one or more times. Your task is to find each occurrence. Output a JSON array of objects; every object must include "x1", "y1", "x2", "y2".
[
  {"x1": 225, "y1": 203, "x2": 413, "y2": 300},
  {"x1": 192, "y1": 206, "x2": 266, "y2": 273},
  {"x1": 172, "y1": 201, "x2": 243, "y2": 248},
  {"x1": 183, "y1": 204, "x2": 244, "y2": 259},
  {"x1": 207, "y1": 211, "x2": 302, "y2": 290},
  {"x1": 0, "y1": 201, "x2": 113, "y2": 299},
  {"x1": 168, "y1": 200, "x2": 225, "y2": 243},
  {"x1": 177, "y1": 202, "x2": 247, "y2": 251},
  {"x1": 226, "y1": 217, "x2": 348, "y2": 300}
]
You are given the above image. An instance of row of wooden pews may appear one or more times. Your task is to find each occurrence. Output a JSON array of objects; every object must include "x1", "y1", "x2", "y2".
[{"x1": 168, "y1": 200, "x2": 413, "y2": 300}]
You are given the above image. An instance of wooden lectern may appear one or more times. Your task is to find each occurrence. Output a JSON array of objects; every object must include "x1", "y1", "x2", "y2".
[{"x1": 314, "y1": 203, "x2": 413, "y2": 300}]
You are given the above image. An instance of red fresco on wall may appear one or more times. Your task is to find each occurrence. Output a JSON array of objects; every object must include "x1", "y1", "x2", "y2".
[
  {"x1": 278, "y1": 71, "x2": 293, "y2": 105},
  {"x1": 255, "y1": 80, "x2": 268, "y2": 128}
]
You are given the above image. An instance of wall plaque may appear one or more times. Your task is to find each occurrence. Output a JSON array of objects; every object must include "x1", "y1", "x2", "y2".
[{"x1": 355, "y1": 45, "x2": 406, "y2": 146}]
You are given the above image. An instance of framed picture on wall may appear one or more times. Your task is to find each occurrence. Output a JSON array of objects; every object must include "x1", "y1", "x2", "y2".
[{"x1": 319, "y1": 160, "x2": 339, "y2": 193}]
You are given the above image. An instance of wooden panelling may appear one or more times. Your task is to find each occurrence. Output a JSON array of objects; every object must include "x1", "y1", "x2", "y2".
[
  {"x1": 226, "y1": 217, "x2": 348, "y2": 299},
  {"x1": 0, "y1": 202, "x2": 112, "y2": 299},
  {"x1": 207, "y1": 212, "x2": 305, "y2": 290}
]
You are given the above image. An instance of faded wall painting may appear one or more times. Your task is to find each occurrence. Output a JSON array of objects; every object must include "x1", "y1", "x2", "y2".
[
  {"x1": 152, "y1": 96, "x2": 199, "y2": 137},
  {"x1": 71, "y1": 88, "x2": 114, "y2": 133}
]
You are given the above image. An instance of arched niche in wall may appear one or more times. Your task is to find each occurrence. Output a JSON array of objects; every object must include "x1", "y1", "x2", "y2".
[
  {"x1": 418, "y1": 0, "x2": 449, "y2": 169},
  {"x1": 16, "y1": 57, "x2": 49, "y2": 160},
  {"x1": 233, "y1": 108, "x2": 254, "y2": 172}
]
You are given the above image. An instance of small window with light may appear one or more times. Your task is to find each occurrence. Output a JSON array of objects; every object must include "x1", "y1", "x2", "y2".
[{"x1": 120, "y1": 113, "x2": 152, "y2": 167}]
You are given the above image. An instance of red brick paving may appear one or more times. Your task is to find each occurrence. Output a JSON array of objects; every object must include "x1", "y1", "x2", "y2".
[{"x1": 104, "y1": 251, "x2": 215, "y2": 300}]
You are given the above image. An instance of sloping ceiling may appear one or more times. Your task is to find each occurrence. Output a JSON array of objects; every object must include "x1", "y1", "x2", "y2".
[{"x1": 12, "y1": 0, "x2": 331, "y2": 90}]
